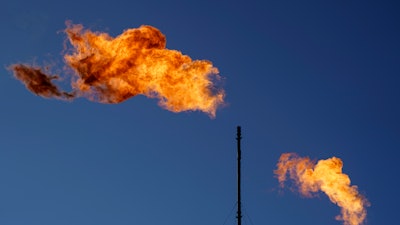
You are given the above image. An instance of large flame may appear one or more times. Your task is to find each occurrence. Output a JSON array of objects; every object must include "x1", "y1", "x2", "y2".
[
  {"x1": 274, "y1": 153, "x2": 369, "y2": 225},
  {"x1": 10, "y1": 21, "x2": 225, "y2": 117}
]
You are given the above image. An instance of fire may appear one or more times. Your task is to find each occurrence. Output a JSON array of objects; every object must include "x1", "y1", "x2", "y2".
[
  {"x1": 274, "y1": 153, "x2": 369, "y2": 225},
  {"x1": 10, "y1": 21, "x2": 225, "y2": 117}
]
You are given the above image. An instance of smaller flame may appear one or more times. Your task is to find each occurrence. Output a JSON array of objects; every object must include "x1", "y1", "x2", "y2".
[{"x1": 274, "y1": 153, "x2": 369, "y2": 225}]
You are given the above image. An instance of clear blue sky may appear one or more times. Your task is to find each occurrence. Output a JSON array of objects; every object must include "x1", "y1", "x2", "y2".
[{"x1": 1, "y1": 0, "x2": 399, "y2": 225}]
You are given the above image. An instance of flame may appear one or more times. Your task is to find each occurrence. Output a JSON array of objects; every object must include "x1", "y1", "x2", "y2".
[
  {"x1": 10, "y1": 21, "x2": 225, "y2": 117},
  {"x1": 274, "y1": 153, "x2": 369, "y2": 225}
]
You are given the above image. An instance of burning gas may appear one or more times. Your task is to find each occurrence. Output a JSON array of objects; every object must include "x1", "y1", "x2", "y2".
[
  {"x1": 10, "y1": 21, "x2": 225, "y2": 117},
  {"x1": 274, "y1": 153, "x2": 369, "y2": 225}
]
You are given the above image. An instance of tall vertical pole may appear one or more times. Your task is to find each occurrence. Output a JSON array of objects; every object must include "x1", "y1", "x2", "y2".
[{"x1": 236, "y1": 126, "x2": 242, "y2": 225}]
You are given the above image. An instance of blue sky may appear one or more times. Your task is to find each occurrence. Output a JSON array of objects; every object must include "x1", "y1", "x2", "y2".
[{"x1": 1, "y1": 0, "x2": 399, "y2": 225}]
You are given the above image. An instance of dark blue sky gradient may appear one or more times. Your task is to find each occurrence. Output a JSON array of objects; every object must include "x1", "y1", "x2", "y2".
[{"x1": 1, "y1": 1, "x2": 399, "y2": 225}]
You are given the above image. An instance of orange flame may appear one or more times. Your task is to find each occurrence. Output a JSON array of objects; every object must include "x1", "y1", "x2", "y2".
[
  {"x1": 10, "y1": 21, "x2": 225, "y2": 117},
  {"x1": 274, "y1": 153, "x2": 369, "y2": 225}
]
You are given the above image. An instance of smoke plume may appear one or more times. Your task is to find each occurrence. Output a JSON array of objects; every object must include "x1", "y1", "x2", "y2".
[
  {"x1": 10, "y1": 21, "x2": 225, "y2": 117},
  {"x1": 274, "y1": 153, "x2": 369, "y2": 225},
  {"x1": 9, "y1": 64, "x2": 74, "y2": 99}
]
